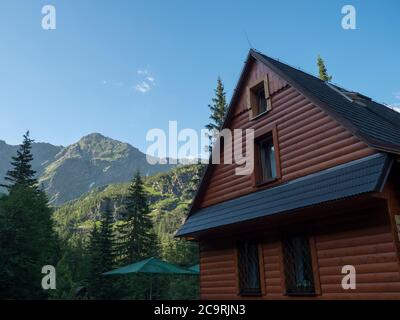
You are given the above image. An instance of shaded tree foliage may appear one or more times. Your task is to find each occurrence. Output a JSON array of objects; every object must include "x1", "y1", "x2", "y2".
[{"x1": 0, "y1": 132, "x2": 57, "y2": 299}]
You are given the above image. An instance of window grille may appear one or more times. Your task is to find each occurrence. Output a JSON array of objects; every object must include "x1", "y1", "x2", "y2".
[
  {"x1": 283, "y1": 236, "x2": 315, "y2": 295},
  {"x1": 237, "y1": 241, "x2": 261, "y2": 295}
]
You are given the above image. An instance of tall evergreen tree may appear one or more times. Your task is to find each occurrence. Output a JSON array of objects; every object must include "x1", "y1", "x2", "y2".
[
  {"x1": 205, "y1": 77, "x2": 228, "y2": 132},
  {"x1": 205, "y1": 78, "x2": 228, "y2": 151},
  {"x1": 117, "y1": 171, "x2": 158, "y2": 265},
  {"x1": 1, "y1": 131, "x2": 36, "y2": 190},
  {"x1": 0, "y1": 132, "x2": 57, "y2": 299},
  {"x1": 87, "y1": 199, "x2": 118, "y2": 299},
  {"x1": 317, "y1": 55, "x2": 332, "y2": 81}
]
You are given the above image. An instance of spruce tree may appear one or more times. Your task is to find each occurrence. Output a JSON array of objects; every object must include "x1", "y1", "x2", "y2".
[
  {"x1": 87, "y1": 199, "x2": 117, "y2": 299},
  {"x1": 117, "y1": 171, "x2": 158, "y2": 265},
  {"x1": 206, "y1": 78, "x2": 228, "y2": 132},
  {"x1": 1, "y1": 131, "x2": 36, "y2": 190},
  {"x1": 317, "y1": 55, "x2": 332, "y2": 81},
  {"x1": 205, "y1": 78, "x2": 228, "y2": 151},
  {"x1": 0, "y1": 132, "x2": 57, "y2": 299}
]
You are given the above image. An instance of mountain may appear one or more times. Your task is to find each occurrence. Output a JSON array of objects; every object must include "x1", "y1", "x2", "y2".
[{"x1": 0, "y1": 133, "x2": 174, "y2": 205}]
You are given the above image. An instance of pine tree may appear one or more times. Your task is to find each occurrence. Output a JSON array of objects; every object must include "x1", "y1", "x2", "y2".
[
  {"x1": 87, "y1": 199, "x2": 118, "y2": 299},
  {"x1": 205, "y1": 78, "x2": 228, "y2": 151},
  {"x1": 0, "y1": 132, "x2": 57, "y2": 299},
  {"x1": 317, "y1": 55, "x2": 332, "y2": 81},
  {"x1": 117, "y1": 171, "x2": 158, "y2": 265},
  {"x1": 1, "y1": 131, "x2": 36, "y2": 190}
]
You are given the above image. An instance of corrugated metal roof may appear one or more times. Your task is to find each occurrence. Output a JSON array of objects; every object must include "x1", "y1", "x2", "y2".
[{"x1": 176, "y1": 153, "x2": 392, "y2": 237}]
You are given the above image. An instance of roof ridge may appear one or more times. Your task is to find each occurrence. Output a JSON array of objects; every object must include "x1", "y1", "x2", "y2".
[
  {"x1": 252, "y1": 49, "x2": 400, "y2": 120},
  {"x1": 250, "y1": 49, "x2": 325, "y2": 83}
]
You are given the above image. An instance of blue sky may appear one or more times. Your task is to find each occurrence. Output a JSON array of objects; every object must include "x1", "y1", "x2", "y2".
[{"x1": 0, "y1": 0, "x2": 399, "y2": 153}]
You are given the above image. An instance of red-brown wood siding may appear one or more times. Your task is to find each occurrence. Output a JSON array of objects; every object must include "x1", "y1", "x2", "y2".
[
  {"x1": 198, "y1": 60, "x2": 376, "y2": 208},
  {"x1": 199, "y1": 197, "x2": 400, "y2": 300}
]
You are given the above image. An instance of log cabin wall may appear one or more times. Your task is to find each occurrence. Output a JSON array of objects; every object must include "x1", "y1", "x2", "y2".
[
  {"x1": 199, "y1": 199, "x2": 400, "y2": 300},
  {"x1": 198, "y1": 60, "x2": 376, "y2": 208}
]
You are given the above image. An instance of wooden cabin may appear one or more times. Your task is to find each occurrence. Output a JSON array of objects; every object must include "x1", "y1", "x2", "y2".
[{"x1": 176, "y1": 49, "x2": 400, "y2": 300}]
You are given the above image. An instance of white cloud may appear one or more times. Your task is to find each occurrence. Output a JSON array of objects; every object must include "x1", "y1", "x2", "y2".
[
  {"x1": 146, "y1": 76, "x2": 155, "y2": 83},
  {"x1": 389, "y1": 104, "x2": 400, "y2": 113},
  {"x1": 134, "y1": 81, "x2": 151, "y2": 93},
  {"x1": 137, "y1": 69, "x2": 149, "y2": 75},
  {"x1": 387, "y1": 92, "x2": 400, "y2": 112},
  {"x1": 134, "y1": 69, "x2": 156, "y2": 93}
]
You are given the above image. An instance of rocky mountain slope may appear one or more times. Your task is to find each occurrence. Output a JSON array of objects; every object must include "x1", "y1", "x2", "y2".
[{"x1": 0, "y1": 133, "x2": 174, "y2": 204}]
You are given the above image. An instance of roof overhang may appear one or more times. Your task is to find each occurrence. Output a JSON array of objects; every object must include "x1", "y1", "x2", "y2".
[{"x1": 176, "y1": 153, "x2": 393, "y2": 238}]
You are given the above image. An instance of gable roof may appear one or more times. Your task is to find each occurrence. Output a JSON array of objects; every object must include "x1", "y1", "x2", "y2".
[
  {"x1": 188, "y1": 49, "x2": 400, "y2": 217},
  {"x1": 177, "y1": 153, "x2": 392, "y2": 237}
]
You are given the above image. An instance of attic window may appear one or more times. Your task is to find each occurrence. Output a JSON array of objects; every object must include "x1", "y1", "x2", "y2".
[{"x1": 248, "y1": 76, "x2": 272, "y2": 118}]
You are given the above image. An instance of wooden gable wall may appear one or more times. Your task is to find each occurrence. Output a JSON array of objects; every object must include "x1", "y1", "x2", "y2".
[{"x1": 198, "y1": 59, "x2": 376, "y2": 209}]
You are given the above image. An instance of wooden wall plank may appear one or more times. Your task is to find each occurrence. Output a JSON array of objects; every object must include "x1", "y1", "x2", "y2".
[{"x1": 199, "y1": 202, "x2": 400, "y2": 300}]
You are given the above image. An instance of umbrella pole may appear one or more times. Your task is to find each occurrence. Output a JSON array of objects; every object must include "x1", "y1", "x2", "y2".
[{"x1": 149, "y1": 275, "x2": 152, "y2": 300}]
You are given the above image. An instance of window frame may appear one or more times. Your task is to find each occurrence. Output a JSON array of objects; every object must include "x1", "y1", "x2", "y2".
[
  {"x1": 281, "y1": 234, "x2": 320, "y2": 297},
  {"x1": 247, "y1": 75, "x2": 272, "y2": 120},
  {"x1": 253, "y1": 124, "x2": 281, "y2": 187},
  {"x1": 236, "y1": 240, "x2": 263, "y2": 296}
]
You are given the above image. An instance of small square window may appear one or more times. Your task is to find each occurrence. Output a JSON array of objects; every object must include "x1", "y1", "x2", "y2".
[
  {"x1": 237, "y1": 241, "x2": 261, "y2": 296},
  {"x1": 248, "y1": 77, "x2": 272, "y2": 118},
  {"x1": 256, "y1": 134, "x2": 277, "y2": 183},
  {"x1": 283, "y1": 236, "x2": 315, "y2": 295}
]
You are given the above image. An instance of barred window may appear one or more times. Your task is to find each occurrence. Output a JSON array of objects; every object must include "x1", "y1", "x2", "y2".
[
  {"x1": 237, "y1": 241, "x2": 261, "y2": 296},
  {"x1": 283, "y1": 236, "x2": 315, "y2": 295}
]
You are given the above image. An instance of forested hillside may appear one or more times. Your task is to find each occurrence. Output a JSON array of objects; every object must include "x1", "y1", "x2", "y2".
[{"x1": 52, "y1": 164, "x2": 204, "y2": 299}]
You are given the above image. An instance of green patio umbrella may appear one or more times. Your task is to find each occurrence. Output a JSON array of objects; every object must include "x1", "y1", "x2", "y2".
[
  {"x1": 103, "y1": 257, "x2": 197, "y2": 299},
  {"x1": 188, "y1": 264, "x2": 199, "y2": 273}
]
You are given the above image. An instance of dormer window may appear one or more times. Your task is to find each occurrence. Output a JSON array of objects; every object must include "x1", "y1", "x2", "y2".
[{"x1": 247, "y1": 76, "x2": 272, "y2": 118}]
